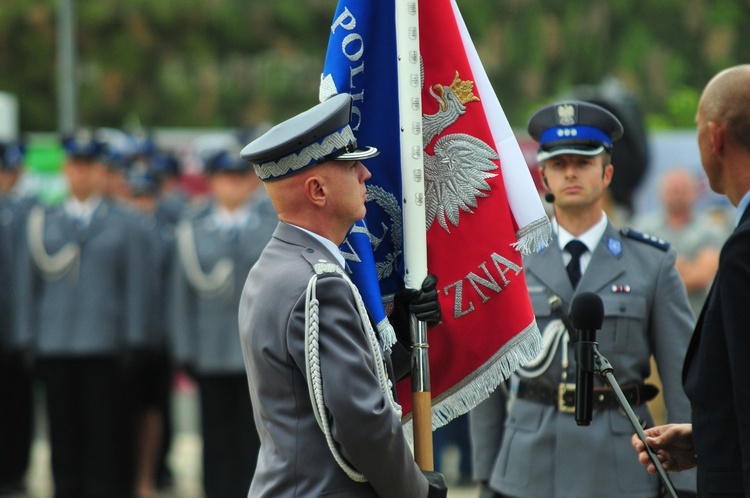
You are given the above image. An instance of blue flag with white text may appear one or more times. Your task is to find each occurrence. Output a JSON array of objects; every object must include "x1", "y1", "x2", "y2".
[{"x1": 322, "y1": 0, "x2": 403, "y2": 348}]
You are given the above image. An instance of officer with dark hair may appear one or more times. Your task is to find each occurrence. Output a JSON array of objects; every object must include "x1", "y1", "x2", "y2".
[{"x1": 470, "y1": 101, "x2": 696, "y2": 498}]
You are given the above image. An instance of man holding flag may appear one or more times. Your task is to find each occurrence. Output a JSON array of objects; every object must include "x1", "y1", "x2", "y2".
[
  {"x1": 238, "y1": 93, "x2": 446, "y2": 497},
  {"x1": 238, "y1": 0, "x2": 552, "y2": 493}
]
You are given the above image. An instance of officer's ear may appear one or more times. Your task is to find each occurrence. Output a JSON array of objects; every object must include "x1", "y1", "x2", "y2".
[
  {"x1": 304, "y1": 175, "x2": 327, "y2": 208},
  {"x1": 603, "y1": 163, "x2": 614, "y2": 188},
  {"x1": 708, "y1": 121, "x2": 726, "y2": 156}
]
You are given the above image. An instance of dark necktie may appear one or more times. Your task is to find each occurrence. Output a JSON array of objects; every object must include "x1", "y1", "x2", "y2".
[{"x1": 565, "y1": 240, "x2": 587, "y2": 288}]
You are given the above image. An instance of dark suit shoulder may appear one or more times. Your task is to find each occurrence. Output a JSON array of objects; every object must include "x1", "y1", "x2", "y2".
[{"x1": 620, "y1": 227, "x2": 670, "y2": 252}]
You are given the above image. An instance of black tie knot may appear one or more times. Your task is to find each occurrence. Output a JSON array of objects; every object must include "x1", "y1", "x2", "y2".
[
  {"x1": 565, "y1": 240, "x2": 587, "y2": 288},
  {"x1": 566, "y1": 240, "x2": 587, "y2": 258}
]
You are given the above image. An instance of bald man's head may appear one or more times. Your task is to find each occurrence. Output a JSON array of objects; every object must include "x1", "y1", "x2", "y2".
[{"x1": 700, "y1": 64, "x2": 750, "y2": 152}]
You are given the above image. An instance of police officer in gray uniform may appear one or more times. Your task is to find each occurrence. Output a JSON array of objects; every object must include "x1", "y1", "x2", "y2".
[
  {"x1": 238, "y1": 93, "x2": 447, "y2": 498},
  {"x1": 0, "y1": 140, "x2": 34, "y2": 496},
  {"x1": 122, "y1": 165, "x2": 176, "y2": 498},
  {"x1": 13, "y1": 133, "x2": 152, "y2": 498},
  {"x1": 168, "y1": 148, "x2": 277, "y2": 498},
  {"x1": 470, "y1": 101, "x2": 697, "y2": 498}
]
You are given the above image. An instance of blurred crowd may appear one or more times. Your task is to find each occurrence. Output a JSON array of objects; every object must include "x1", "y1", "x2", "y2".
[{"x1": 0, "y1": 129, "x2": 278, "y2": 498}]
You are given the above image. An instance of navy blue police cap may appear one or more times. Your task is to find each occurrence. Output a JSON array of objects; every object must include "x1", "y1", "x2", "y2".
[
  {"x1": 240, "y1": 93, "x2": 378, "y2": 181},
  {"x1": 528, "y1": 101, "x2": 624, "y2": 162},
  {"x1": 61, "y1": 130, "x2": 107, "y2": 161},
  {"x1": 203, "y1": 149, "x2": 252, "y2": 175},
  {"x1": 0, "y1": 141, "x2": 25, "y2": 171},
  {"x1": 152, "y1": 152, "x2": 181, "y2": 178},
  {"x1": 102, "y1": 151, "x2": 133, "y2": 171},
  {"x1": 126, "y1": 167, "x2": 162, "y2": 197}
]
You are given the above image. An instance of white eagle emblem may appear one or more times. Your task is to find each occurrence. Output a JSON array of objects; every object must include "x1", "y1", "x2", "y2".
[
  {"x1": 423, "y1": 72, "x2": 498, "y2": 232},
  {"x1": 556, "y1": 104, "x2": 577, "y2": 126}
]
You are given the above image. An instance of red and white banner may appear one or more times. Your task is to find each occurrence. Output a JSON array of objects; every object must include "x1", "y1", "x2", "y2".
[{"x1": 396, "y1": 0, "x2": 549, "y2": 429}]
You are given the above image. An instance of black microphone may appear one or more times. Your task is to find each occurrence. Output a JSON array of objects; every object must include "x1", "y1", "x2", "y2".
[
  {"x1": 570, "y1": 292, "x2": 604, "y2": 427},
  {"x1": 544, "y1": 192, "x2": 555, "y2": 203}
]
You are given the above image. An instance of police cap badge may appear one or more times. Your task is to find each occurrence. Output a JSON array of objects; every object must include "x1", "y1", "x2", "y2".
[{"x1": 240, "y1": 93, "x2": 378, "y2": 181}]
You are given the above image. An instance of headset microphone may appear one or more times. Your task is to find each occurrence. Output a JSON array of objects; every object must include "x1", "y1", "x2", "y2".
[{"x1": 542, "y1": 175, "x2": 554, "y2": 203}]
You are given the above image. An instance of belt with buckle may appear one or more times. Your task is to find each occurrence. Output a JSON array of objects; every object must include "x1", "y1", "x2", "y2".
[{"x1": 516, "y1": 380, "x2": 659, "y2": 413}]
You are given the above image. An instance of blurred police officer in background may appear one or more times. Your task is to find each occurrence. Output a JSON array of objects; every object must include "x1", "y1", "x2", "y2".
[
  {"x1": 0, "y1": 139, "x2": 34, "y2": 497},
  {"x1": 168, "y1": 147, "x2": 277, "y2": 498},
  {"x1": 122, "y1": 163, "x2": 176, "y2": 498},
  {"x1": 151, "y1": 149, "x2": 187, "y2": 227},
  {"x1": 96, "y1": 127, "x2": 139, "y2": 203},
  {"x1": 470, "y1": 101, "x2": 696, "y2": 498},
  {"x1": 12, "y1": 131, "x2": 152, "y2": 498}
]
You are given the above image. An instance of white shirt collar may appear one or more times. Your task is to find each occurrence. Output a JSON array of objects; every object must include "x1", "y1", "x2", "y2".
[
  {"x1": 65, "y1": 195, "x2": 102, "y2": 224},
  {"x1": 554, "y1": 211, "x2": 608, "y2": 253},
  {"x1": 213, "y1": 203, "x2": 250, "y2": 229},
  {"x1": 554, "y1": 212, "x2": 608, "y2": 276},
  {"x1": 287, "y1": 223, "x2": 346, "y2": 268}
]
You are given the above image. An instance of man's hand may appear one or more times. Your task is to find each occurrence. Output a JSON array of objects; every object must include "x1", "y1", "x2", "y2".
[
  {"x1": 391, "y1": 274, "x2": 442, "y2": 347},
  {"x1": 422, "y1": 470, "x2": 448, "y2": 498},
  {"x1": 631, "y1": 423, "x2": 697, "y2": 474}
]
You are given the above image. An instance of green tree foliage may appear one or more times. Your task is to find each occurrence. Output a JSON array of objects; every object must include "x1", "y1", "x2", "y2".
[{"x1": 1, "y1": 0, "x2": 748, "y2": 132}]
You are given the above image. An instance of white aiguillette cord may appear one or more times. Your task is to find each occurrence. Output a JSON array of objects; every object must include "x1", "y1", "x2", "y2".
[{"x1": 304, "y1": 262, "x2": 402, "y2": 482}]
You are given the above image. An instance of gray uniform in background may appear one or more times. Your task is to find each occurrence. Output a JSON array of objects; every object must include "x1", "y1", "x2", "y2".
[
  {"x1": 168, "y1": 189, "x2": 277, "y2": 498},
  {"x1": 13, "y1": 198, "x2": 151, "y2": 498}
]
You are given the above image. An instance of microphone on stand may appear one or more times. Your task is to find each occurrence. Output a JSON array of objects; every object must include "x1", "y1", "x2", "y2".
[{"x1": 570, "y1": 292, "x2": 604, "y2": 427}]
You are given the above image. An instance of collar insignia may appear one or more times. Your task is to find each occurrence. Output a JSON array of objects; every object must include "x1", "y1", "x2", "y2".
[{"x1": 607, "y1": 237, "x2": 622, "y2": 257}]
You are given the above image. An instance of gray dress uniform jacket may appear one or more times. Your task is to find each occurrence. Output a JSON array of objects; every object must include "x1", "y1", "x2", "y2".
[
  {"x1": 471, "y1": 221, "x2": 696, "y2": 498},
  {"x1": 238, "y1": 222, "x2": 428, "y2": 498},
  {"x1": 169, "y1": 193, "x2": 277, "y2": 374},
  {"x1": 0, "y1": 196, "x2": 32, "y2": 350},
  {"x1": 13, "y1": 200, "x2": 151, "y2": 356}
]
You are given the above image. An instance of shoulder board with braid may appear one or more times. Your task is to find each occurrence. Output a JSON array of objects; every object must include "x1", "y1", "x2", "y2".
[{"x1": 620, "y1": 227, "x2": 670, "y2": 251}]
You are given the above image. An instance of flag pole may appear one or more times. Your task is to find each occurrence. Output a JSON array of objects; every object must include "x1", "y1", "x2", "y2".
[{"x1": 395, "y1": 0, "x2": 433, "y2": 470}]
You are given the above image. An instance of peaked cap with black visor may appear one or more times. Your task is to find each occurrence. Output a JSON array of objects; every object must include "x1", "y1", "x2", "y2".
[
  {"x1": 528, "y1": 101, "x2": 624, "y2": 163},
  {"x1": 240, "y1": 93, "x2": 378, "y2": 181}
]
